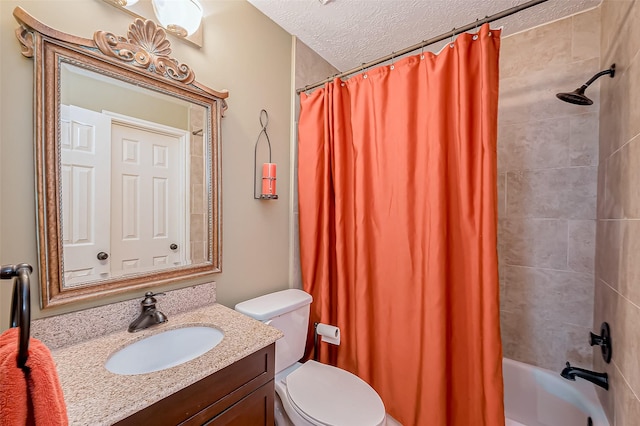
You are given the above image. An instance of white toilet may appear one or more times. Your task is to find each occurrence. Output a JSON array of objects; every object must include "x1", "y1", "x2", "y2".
[{"x1": 235, "y1": 289, "x2": 387, "y2": 426}]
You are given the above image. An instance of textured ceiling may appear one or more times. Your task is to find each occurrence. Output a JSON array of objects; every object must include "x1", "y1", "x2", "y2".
[{"x1": 247, "y1": 0, "x2": 601, "y2": 71}]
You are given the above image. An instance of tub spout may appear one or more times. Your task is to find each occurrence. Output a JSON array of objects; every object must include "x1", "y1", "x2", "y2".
[{"x1": 561, "y1": 362, "x2": 608, "y2": 390}]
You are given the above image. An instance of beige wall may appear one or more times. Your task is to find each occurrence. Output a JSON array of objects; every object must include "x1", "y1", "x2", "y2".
[
  {"x1": 498, "y1": 8, "x2": 601, "y2": 371},
  {"x1": 595, "y1": 0, "x2": 640, "y2": 423},
  {"x1": 61, "y1": 67, "x2": 190, "y2": 130},
  {"x1": 0, "y1": 0, "x2": 292, "y2": 328}
]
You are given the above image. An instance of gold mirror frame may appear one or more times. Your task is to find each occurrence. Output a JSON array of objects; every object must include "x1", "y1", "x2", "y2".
[{"x1": 13, "y1": 7, "x2": 227, "y2": 308}]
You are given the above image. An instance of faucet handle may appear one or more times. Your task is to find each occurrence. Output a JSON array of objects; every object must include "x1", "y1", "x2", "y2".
[
  {"x1": 589, "y1": 322, "x2": 612, "y2": 364},
  {"x1": 141, "y1": 291, "x2": 165, "y2": 307}
]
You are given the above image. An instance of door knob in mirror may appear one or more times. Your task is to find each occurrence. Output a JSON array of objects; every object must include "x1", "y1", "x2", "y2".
[{"x1": 97, "y1": 252, "x2": 109, "y2": 261}]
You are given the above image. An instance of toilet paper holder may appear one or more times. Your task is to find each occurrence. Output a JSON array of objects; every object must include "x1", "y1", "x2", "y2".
[{"x1": 313, "y1": 322, "x2": 341, "y2": 361}]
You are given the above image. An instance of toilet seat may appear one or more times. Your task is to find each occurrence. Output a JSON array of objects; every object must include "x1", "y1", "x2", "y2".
[{"x1": 285, "y1": 361, "x2": 386, "y2": 426}]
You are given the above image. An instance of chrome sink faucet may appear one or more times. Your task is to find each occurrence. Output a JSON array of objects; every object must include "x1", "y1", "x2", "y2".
[{"x1": 128, "y1": 292, "x2": 168, "y2": 333}]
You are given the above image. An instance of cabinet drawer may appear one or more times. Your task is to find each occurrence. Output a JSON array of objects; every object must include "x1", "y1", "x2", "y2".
[
  {"x1": 203, "y1": 380, "x2": 274, "y2": 426},
  {"x1": 115, "y1": 343, "x2": 275, "y2": 426}
]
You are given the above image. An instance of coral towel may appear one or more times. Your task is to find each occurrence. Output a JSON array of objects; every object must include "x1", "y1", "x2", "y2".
[{"x1": 0, "y1": 328, "x2": 68, "y2": 426}]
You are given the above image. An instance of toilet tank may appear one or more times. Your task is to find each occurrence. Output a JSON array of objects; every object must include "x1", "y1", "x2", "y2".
[{"x1": 235, "y1": 289, "x2": 312, "y2": 374}]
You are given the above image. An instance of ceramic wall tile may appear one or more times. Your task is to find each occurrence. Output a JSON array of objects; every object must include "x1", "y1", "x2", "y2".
[
  {"x1": 598, "y1": 70, "x2": 623, "y2": 161},
  {"x1": 595, "y1": 219, "x2": 622, "y2": 291},
  {"x1": 499, "y1": 58, "x2": 601, "y2": 126},
  {"x1": 191, "y1": 183, "x2": 204, "y2": 212},
  {"x1": 572, "y1": 7, "x2": 601, "y2": 62},
  {"x1": 600, "y1": 60, "x2": 637, "y2": 160},
  {"x1": 597, "y1": 158, "x2": 607, "y2": 220},
  {"x1": 498, "y1": 74, "x2": 536, "y2": 126},
  {"x1": 501, "y1": 265, "x2": 594, "y2": 327},
  {"x1": 528, "y1": 58, "x2": 601, "y2": 122},
  {"x1": 601, "y1": 0, "x2": 640, "y2": 78},
  {"x1": 506, "y1": 167, "x2": 597, "y2": 219},
  {"x1": 615, "y1": 295, "x2": 640, "y2": 398},
  {"x1": 613, "y1": 362, "x2": 640, "y2": 426},
  {"x1": 592, "y1": 279, "x2": 617, "y2": 424},
  {"x1": 618, "y1": 220, "x2": 640, "y2": 306},
  {"x1": 593, "y1": 353, "x2": 616, "y2": 425},
  {"x1": 497, "y1": 118, "x2": 570, "y2": 173},
  {"x1": 605, "y1": 136, "x2": 640, "y2": 219},
  {"x1": 602, "y1": 147, "x2": 623, "y2": 219},
  {"x1": 600, "y1": 0, "x2": 633, "y2": 60},
  {"x1": 568, "y1": 220, "x2": 596, "y2": 273},
  {"x1": 569, "y1": 112, "x2": 599, "y2": 166},
  {"x1": 500, "y1": 310, "x2": 592, "y2": 371},
  {"x1": 500, "y1": 218, "x2": 568, "y2": 270},
  {"x1": 498, "y1": 6, "x2": 600, "y2": 378},
  {"x1": 500, "y1": 18, "x2": 572, "y2": 80},
  {"x1": 497, "y1": 173, "x2": 506, "y2": 218}
]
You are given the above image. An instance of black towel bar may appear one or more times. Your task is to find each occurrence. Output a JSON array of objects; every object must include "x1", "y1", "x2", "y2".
[{"x1": 1, "y1": 263, "x2": 32, "y2": 369}]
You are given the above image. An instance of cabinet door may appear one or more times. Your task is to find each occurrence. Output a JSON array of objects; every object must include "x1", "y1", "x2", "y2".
[
  {"x1": 115, "y1": 344, "x2": 275, "y2": 426},
  {"x1": 203, "y1": 381, "x2": 274, "y2": 426}
]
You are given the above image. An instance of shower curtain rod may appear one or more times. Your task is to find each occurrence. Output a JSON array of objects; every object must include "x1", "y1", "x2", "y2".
[{"x1": 296, "y1": 0, "x2": 549, "y2": 94}]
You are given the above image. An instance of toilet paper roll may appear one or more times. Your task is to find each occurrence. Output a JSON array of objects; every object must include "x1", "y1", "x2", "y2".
[{"x1": 316, "y1": 323, "x2": 340, "y2": 346}]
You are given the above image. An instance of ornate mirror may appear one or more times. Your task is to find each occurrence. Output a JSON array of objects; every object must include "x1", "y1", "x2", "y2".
[{"x1": 13, "y1": 7, "x2": 227, "y2": 308}]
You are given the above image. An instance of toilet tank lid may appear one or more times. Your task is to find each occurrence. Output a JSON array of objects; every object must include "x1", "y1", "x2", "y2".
[{"x1": 235, "y1": 289, "x2": 312, "y2": 321}]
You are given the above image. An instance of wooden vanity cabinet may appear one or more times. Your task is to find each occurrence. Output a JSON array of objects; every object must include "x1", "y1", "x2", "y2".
[{"x1": 115, "y1": 344, "x2": 275, "y2": 426}]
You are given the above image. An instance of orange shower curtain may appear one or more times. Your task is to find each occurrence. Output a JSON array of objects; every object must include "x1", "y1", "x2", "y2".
[{"x1": 297, "y1": 24, "x2": 504, "y2": 426}]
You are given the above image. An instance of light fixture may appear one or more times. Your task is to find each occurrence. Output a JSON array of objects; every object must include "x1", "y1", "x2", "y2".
[
  {"x1": 152, "y1": 0, "x2": 203, "y2": 37},
  {"x1": 254, "y1": 110, "x2": 278, "y2": 200},
  {"x1": 106, "y1": 0, "x2": 139, "y2": 6}
]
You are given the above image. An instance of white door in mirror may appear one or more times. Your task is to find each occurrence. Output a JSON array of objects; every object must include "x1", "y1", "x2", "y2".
[
  {"x1": 61, "y1": 105, "x2": 111, "y2": 285},
  {"x1": 105, "y1": 326, "x2": 224, "y2": 375},
  {"x1": 61, "y1": 105, "x2": 189, "y2": 285},
  {"x1": 110, "y1": 122, "x2": 184, "y2": 273}
]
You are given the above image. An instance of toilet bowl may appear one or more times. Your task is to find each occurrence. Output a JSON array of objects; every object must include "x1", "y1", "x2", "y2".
[
  {"x1": 275, "y1": 361, "x2": 386, "y2": 426},
  {"x1": 235, "y1": 289, "x2": 386, "y2": 426}
]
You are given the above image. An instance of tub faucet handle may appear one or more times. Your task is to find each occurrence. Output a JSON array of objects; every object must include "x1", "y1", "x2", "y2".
[{"x1": 589, "y1": 322, "x2": 612, "y2": 363}]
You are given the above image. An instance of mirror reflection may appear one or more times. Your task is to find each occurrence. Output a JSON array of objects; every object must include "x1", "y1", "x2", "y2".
[{"x1": 59, "y1": 64, "x2": 210, "y2": 288}]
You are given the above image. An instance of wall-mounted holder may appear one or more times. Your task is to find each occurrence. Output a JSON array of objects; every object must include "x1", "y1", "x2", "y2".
[
  {"x1": 589, "y1": 321, "x2": 612, "y2": 363},
  {"x1": 253, "y1": 109, "x2": 278, "y2": 200}
]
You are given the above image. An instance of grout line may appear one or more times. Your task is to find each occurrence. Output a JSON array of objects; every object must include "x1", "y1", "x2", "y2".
[
  {"x1": 613, "y1": 361, "x2": 640, "y2": 403},
  {"x1": 499, "y1": 263, "x2": 594, "y2": 275},
  {"x1": 599, "y1": 279, "x2": 640, "y2": 311},
  {"x1": 607, "y1": 132, "x2": 640, "y2": 159},
  {"x1": 500, "y1": 164, "x2": 598, "y2": 173}
]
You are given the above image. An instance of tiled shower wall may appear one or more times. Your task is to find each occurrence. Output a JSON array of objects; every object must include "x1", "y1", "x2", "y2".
[
  {"x1": 594, "y1": 0, "x2": 640, "y2": 423},
  {"x1": 497, "y1": 8, "x2": 601, "y2": 371}
]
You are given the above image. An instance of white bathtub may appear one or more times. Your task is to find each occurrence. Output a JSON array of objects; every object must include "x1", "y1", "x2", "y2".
[{"x1": 503, "y1": 358, "x2": 609, "y2": 426}]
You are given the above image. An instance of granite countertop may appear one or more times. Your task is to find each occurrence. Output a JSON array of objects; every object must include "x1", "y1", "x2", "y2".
[{"x1": 51, "y1": 303, "x2": 283, "y2": 426}]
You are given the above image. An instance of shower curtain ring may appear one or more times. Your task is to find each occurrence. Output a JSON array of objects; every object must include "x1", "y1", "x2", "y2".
[
  {"x1": 420, "y1": 41, "x2": 425, "y2": 59},
  {"x1": 390, "y1": 52, "x2": 395, "y2": 70},
  {"x1": 450, "y1": 27, "x2": 456, "y2": 47},
  {"x1": 361, "y1": 62, "x2": 369, "y2": 79}
]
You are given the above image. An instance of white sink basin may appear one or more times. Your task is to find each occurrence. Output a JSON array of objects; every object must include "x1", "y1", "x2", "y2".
[{"x1": 105, "y1": 326, "x2": 224, "y2": 375}]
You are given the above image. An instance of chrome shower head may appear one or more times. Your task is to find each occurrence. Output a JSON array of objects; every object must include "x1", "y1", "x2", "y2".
[{"x1": 556, "y1": 64, "x2": 616, "y2": 106}]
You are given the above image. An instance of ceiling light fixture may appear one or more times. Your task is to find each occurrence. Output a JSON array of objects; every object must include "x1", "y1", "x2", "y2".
[
  {"x1": 151, "y1": 0, "x2": 203, "y2": 37},
  {"x1": 106, "y1": 0, "x2": 140, "y2": 6}
]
